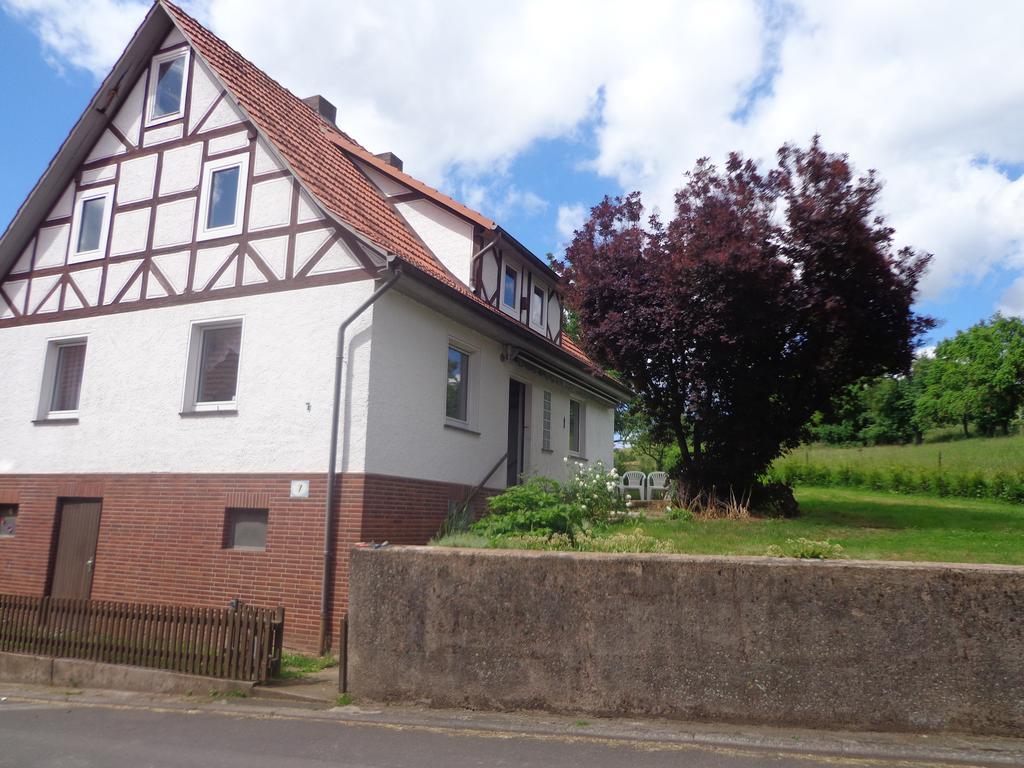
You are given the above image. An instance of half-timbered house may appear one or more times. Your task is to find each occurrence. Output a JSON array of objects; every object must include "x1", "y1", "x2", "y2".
[{"x1": 0, "y1": 0, "x2": 630, "y2": 651}]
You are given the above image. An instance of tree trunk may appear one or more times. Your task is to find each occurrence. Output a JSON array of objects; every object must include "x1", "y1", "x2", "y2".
[{"x1": 962, "y1": 414, "x2": 969, "y2": 437}]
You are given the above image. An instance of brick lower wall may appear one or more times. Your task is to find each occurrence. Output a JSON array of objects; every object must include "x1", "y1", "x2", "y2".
[{"x1": 0, "y1": 472, "x2": 495, "y2": 653}]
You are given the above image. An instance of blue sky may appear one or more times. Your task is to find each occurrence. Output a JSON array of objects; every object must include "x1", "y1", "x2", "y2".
[{"x1": 3, "y1": 1, "x2": 1024, "y2": 349}]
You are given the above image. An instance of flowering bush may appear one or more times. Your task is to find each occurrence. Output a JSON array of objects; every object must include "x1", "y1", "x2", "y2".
[
  {"x1": 561, "y1": 459, "x2": 628, "y2": 524},
  {"x1": 471, "y1": 461, "x2": 627, "y2": 543}
]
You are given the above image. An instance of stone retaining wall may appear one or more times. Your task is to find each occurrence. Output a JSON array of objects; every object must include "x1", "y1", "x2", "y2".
[{"x1": 348, "y1": 547, "x2": 1024, "y2": 736}]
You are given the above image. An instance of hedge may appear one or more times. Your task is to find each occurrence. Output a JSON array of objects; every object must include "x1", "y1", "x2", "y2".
[{"x1": 768, "y1": 463, "x2": 1024, "y2": 504}]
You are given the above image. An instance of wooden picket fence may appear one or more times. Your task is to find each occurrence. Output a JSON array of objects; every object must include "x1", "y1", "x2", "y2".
[{"x1": 0, "y1": 595, "x2": 284, "y2": 682}]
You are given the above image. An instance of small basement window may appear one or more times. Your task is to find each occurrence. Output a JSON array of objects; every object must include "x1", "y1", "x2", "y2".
[
  {"x1": 0, "y1": 505, "x2": 17, "y2": 538},
  {"x1": 183, "y1": 319, "x2": 243, "y2": 412},
  {"x1": 224, "y1": 508, "x2": 267, "y2": 550},
  {"x1": 37, "y1": 337, "x2": 88, "y2": 420},
  {"x1": 197, "y1": 153, "x2": 249, "y2": 241},
  {"x1": 146, "y1": 49, "x2": 189, "y2": 125}
]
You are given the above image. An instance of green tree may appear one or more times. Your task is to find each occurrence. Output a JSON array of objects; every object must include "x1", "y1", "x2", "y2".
[
  {"x1": 916, "y1": 315, "x2": 1024, "y2": 436},
  {"x1": 616, "y1": 400, "x2": 675, "y2": 471},
  {"x1": 860, "y1": 374, "x2": 922, "y2": 444},
  {"x1": 807, "y1": 382, "x2": 869, "y2": 445}
]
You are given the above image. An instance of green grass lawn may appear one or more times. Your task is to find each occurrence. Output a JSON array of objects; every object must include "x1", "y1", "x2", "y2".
[
  {"x1": 436, "y1": 486, "x2": 1024, "y2": 565},
  {"x1": 641, "y1": 486, "x2": 1024, "y2": 565},
  {"x1": 775, "y1": 431, "x2": 1024, "y2": 475}
]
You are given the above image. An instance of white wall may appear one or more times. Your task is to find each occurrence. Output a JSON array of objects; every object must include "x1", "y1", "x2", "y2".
[
  {"x1": 363, "y1": 291, "x2": 615, "y2": 487},
  {"x1": 0, "y1": 281, "x2": 375, "y2": 474},
  {"x1": 393, "y1": 200, "x2": 474, "y2": 286}
]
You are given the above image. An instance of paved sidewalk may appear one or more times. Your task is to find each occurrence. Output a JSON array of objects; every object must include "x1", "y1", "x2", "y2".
[{"x1": 0, "y1": 682, "x2": 1021, "y2": 767}]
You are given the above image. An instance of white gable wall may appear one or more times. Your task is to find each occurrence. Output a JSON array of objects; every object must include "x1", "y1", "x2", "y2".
[{"x1": 0, "y1": 36, "x2": 354, "y2": 322}]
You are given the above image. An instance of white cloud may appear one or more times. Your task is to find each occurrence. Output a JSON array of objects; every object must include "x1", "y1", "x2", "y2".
[
  {"x1": 556, "y1": 203, "x2": 587, "y2": 244},
  {"x1": 457, "y1": 181, "x2": 547, "y2": 223},
  {"x1": 7, "y1": 0, "x2": 1024, "y2": 305},
  {"x1": 998, "y1": 277, "x2": 1024, "y2": 318},
  {"x1": 1, "y1": 0, "x2": 149, "y2": 75}
]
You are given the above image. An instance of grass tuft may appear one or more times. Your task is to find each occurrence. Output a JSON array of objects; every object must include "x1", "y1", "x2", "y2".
[{"x1": 277, "y1": 652, "x2": 337, "y2": 681}]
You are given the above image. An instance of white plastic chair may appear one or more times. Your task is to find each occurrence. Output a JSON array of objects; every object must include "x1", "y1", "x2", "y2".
[
  {"x1": 646, "y1": 472, "x2": 669, "y2": 501},
  {"x1": 619, "y1": 471, "x2": 646, "y2": 501}
]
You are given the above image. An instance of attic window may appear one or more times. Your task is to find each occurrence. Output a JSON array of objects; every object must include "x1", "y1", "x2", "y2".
[
  {"x1": 146, "y1": 49, "x2": 189, "y2": 125},
  {"x1": 197, "y1": 153, "x2": 249, "y2": 241},
  {"x1": 68, "y1": 187, "x2": 114, "y2": 264}
]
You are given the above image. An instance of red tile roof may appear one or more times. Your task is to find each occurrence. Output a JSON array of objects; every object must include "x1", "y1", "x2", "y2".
[
  {"x1": 326, "y1": 132, "x2": 497, "y2": 231},
  {"x1": 160, "y1": 0, "x2": 608, "y2": 378}
]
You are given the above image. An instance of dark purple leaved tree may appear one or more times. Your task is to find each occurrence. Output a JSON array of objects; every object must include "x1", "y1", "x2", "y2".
[{"x1": 561, "y1": 138, "x2": 933, "y2": 513}]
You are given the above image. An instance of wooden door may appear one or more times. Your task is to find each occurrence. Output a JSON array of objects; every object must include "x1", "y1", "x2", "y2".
[{"x1": 49, "y1": 500, "x2": 103, "y2": 599}]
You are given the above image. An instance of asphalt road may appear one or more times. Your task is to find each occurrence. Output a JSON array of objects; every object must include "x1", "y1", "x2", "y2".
[{"x1": 0, "y1": 695, "x2": 1016, "y2": 768}]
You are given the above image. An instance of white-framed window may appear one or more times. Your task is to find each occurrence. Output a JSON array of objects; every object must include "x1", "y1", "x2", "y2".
[
  {"x1": 501, "y1": 262, "x2": 519, "y2": 315},
  {"x1": 444, "y1": 338, "x2": 479, "y2": 430},
  {"x1": 145, "y1": 48, "x2": 189, "y2": 126},
  {"x1": 183, "y1": 318, "x2": 243, "y2": 413},
  {"x1": 530, "y1": 284, "x2": 546, "y2": 331},
  {"x1": 68, "y1": 186, "x2": 114, "y2": 264},
  {"x1": 197, "y1": 153, "x2": 249, "y2": 241},
  {"x1": 37, "y1": 336, "x2": 88, "y2": 420},
  {"x1": 568, "y1": 398, "x2": 585, "y2": 457},
  {"x1": 224, "y1": 508, "x2": 267, "y2": 550},
  {"x1": 542, "y1": 390, "x2": 552, "y2": 452}
]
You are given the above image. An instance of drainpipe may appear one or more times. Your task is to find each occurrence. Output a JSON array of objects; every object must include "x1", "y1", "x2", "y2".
[{"x1": 320, "y1": 265, "x2": 403, "y2": 654}]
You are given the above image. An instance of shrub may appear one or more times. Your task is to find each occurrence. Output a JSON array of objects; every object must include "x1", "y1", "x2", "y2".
[
  {"x1": 471, "y1": 462, "x2": 626, "y2": 541},
  {"x1": 665, "y1": 507, "x2": 694, "y2": 522},
  {"x1": 561, "y1": 459, "x2": 628, "y2": 523},
  {"x1": 471, "y1": 479, "x2": 581, "y2": 539},
  {"x1": 496, "y1": 527, "x2": 674, "y2": 554},
  {"x1": 765, "y1": 538, "x2": 846, "y2": 559}
]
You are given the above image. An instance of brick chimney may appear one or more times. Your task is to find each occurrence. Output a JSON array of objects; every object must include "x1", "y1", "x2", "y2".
[
  {"x1": 302, "y1": 95, "x2": 337, "y2": 126},
  {"x1": 375, "y1": 152, "x2": 403, "y2": 172}
]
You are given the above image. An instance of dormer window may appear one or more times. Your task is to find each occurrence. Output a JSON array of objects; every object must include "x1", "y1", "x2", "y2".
[
  {"x1": 530, "y1": 285, "x2": 546, "y2": 330},
  {"x1": 501, "y1": 263, "x2": 519, "y2": 314},
  {"x1": 146, "y1": 49, "x2": 189, "y2": 125}
]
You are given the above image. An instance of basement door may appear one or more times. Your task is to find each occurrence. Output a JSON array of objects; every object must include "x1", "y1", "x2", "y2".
[
  {"x1": 49, "y1": 499, "x2": 103, "y2": 600},
  {"x1": 507, "y1": 379, "x2": 527, "y2": 486}
]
